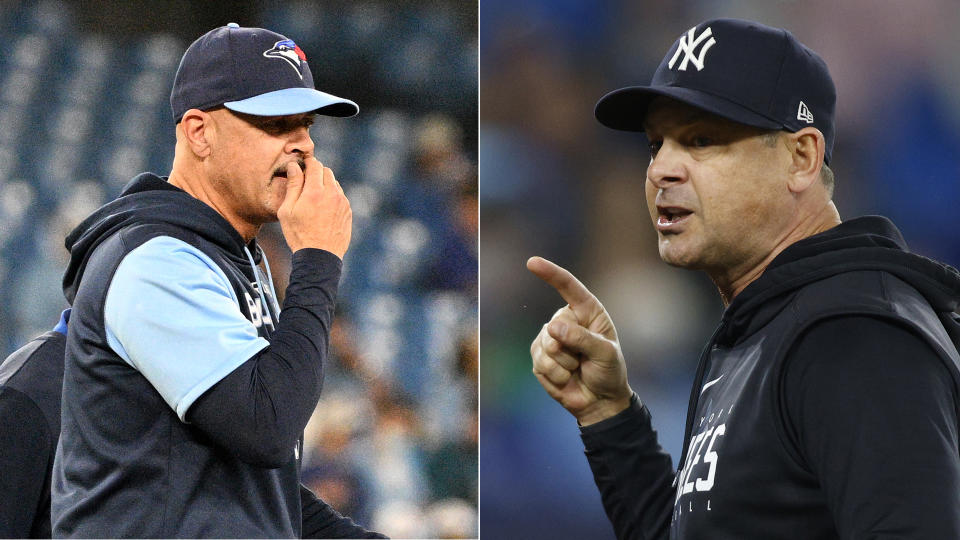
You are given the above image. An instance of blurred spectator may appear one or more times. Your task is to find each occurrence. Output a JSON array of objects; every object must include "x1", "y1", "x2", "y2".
[
  {"x1": 372, "y1": 499, "x2": 433, "y2": 538},
  {"x1": 369, "y1": 393, "x2": 429, "y2": 505},
  {"x1": 425, "y1": 334, "x2": 478, "y2": 502},
  {"x1": 427, "y1": 498, "x2": 478, "y2": 539},
  {"x1": 302, "y1": 462, "x2": 373, "y2": 525},
  {"x1": 400, "y1": 113, "x2": 478, "y2": 292}
]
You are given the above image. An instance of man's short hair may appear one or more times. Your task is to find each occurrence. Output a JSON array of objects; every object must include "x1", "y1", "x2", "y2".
[{"x1": 820, "y1": 163, "x2": 835, "y2": 197}]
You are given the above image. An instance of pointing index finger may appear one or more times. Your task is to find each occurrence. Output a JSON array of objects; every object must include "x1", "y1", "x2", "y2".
[{"x1": 526, "y1": 256, "x2": 601, "y2": 324}]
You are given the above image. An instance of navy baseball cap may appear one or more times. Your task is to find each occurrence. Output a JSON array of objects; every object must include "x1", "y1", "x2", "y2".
[
  {"x1": 595, "y1": 18, "x2": 836, "y2": 163},
  {"x1": 170, "y1": 23, "x2": 358, "y2": 123}
]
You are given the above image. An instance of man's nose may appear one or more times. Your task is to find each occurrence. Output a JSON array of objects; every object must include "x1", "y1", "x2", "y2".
[
  {"x1": 287, "y1": 127, "x2": 315, "y2": 156},
  {"x1": 647, "y1": 141, "x2": 687, "y2": 189}
]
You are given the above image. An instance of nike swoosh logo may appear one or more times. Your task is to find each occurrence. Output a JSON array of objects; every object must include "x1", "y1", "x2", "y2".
[{"x1": 700, "y1": 374, "x2": 724, "y2": 395}]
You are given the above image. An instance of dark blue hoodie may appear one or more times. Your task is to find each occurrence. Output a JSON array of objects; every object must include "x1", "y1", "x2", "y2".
[{"x1": 52, "y1": 173, "x2": 382, "y2": 538}]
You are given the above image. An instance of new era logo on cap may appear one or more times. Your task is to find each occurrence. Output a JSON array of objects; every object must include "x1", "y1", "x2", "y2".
[
  {"x1": 594, "y1": 18, "x2": 837, "y2": 163},
  {"x1": 797, "y1": 101, "x2": 814, "y2": 123},
  {"x1": 170, "y1": 23, "x2": 358, "y2": 122}
]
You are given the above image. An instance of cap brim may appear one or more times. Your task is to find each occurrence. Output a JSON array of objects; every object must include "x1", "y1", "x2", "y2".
[
  {"x1": 595, "y1": 86, "x2": 782, "y2": 132},
  {"x1": 224, "y1": 87, "x2": 359, "y2": 118}
]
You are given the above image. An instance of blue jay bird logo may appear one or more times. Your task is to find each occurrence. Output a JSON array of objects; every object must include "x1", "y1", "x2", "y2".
[{"x1": 263, "y1": 39, "x2": 307, "y2": 79}]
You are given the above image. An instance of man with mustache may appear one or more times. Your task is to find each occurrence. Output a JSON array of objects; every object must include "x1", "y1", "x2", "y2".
[
  {"x1": 52, "y1": 24, "x2": 384, "y2": 538},
  {"x1": 529, "y1": 18, "x2": 960, "y2": 539}
]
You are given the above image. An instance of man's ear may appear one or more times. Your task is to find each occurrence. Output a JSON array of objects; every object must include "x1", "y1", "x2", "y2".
[
  {"x1": 785, "y1": 127, "x2": 825, "y2": 194},
  {"x1": 178, "y1": 109, "x2": 214, "y2": 158}
]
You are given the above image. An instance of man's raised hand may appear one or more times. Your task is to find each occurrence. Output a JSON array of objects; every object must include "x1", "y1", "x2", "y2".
[
  {"x1": 277, "y1": 156, "x2": 352, "y2": 258},
  {"x1": 527, "y1": 256, "x2": 633, "y2": 426}
]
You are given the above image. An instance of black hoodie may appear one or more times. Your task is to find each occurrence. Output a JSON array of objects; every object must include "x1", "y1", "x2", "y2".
[
  {"x1": 52, "y1": 173, "x2": 384, "y2": 538},
  {"x1": 579, "y1": 216, "x2": 960, "y2": 540}
]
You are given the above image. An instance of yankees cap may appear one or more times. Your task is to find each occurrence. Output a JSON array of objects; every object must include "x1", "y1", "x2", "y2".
[
  {"x1": 170, "y1": 23, "x2": 358, "y2": 123},
  {"x1": 595, "y1": 18, "x2": 837, "y2": 163}
]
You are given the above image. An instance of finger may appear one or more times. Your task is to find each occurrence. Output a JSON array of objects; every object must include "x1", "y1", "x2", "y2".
[
  {"x1": 533, "y1": 371, "x2": 566, "y2": 403},
  {"x1": 323, "y1": 166, "x2": 339, "y2": 189},
  {"x1": 313, "y1": 158, "x2": 331, "y2": 190},
  {"x1": 532, "y1": 330, "x2": 575, "y2": 382},
  {"x1": 549, "y1": 320, "x2": 611, "y2": 359},
  {"x1": 526, "y1": 256, "x2": 602, "y2": 323},
  {"x1": 540, "y1": 330, "x2": 580, "y2": 371},
  {"x1": 281, "y1": 160, "x2": 305, "y2": 209},
  {"x1": 331, "y1": 176, "x2": 345, "y2": 195},
  {"x1": 532, "y1": 348, "x2": 573, "y2": 388},
  {"x1": 302, "y1": 156, "x2": 324, "y2": 190}
]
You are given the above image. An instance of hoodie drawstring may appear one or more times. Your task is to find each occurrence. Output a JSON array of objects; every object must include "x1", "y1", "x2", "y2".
[
  {"x1": 257, "y1": 245, "x2": 281, "y2": 314},
  {"x1": 243, "y1": 245, "x2": 281, "y2": 323}
]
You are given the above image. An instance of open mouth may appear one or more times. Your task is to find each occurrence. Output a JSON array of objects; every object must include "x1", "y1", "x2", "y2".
[{"x1": 656, "y1": 206, "x2": 693, "y2": 230}]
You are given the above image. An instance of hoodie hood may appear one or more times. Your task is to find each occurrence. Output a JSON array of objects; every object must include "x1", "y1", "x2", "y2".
[
  {"x1": 717, "y1": 216, "x2": 960, "y2": 347},
  {"x1": 63, "y1": 173, "x2": 262, "y2": 303}
]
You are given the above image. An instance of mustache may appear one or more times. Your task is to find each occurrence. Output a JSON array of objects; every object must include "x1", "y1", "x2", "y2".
[{"x1": 273, "y1": 159, "x2": 306, "y2": 178}]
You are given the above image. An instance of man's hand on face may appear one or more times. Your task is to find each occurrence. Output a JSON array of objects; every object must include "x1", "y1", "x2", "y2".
[
  {"x1": 277, "y1": 156, "x2": 353, "y2": 259},
  {"x1": 527, "y1": 256, "x2": 633, "y2": 426}
]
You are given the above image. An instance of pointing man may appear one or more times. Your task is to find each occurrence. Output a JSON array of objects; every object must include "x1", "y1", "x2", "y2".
[{"x1": 530, "y1": 18, "x2": 960, "y2": 539}]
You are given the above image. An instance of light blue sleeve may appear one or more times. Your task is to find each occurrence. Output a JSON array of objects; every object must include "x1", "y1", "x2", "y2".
[{"x1": 104, "y1": 236, "x2": 269, "y2": 421}]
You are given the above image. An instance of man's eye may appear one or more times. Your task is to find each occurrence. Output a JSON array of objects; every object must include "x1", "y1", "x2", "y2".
[
  {"x1": 257, "y1": 121, "x2": 284, "y2": 133},
  {"x1": 648, "y1": 140, "x2": 662, "y2": 155},
  {"x1": 264, "y1": 119, "x2": 313, "y2": 134},
  {"x1": 691, "y1": 136, "x2": 713, "y2": 148}
]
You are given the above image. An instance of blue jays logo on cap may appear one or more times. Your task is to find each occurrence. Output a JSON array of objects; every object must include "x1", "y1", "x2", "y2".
[{"x1": 264, "y1": 39, "x2": 307, "y2": 79}]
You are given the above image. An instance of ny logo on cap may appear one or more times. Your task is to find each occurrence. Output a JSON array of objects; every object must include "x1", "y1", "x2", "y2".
[
  {"x1": 264, "y1": 39, "x2": 307, "y2": 79},
  {"x1": 668, "y1": 26, "x2": 716, "y2": 72}
]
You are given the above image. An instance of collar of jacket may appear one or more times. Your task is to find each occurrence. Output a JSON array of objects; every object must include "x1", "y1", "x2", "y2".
[
  {"x1": 63, "y1": 173, "x2": 264, "y2": 303},
  {"x1": 715, "y1": 215, "x2": 960, "y2": 347}
]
